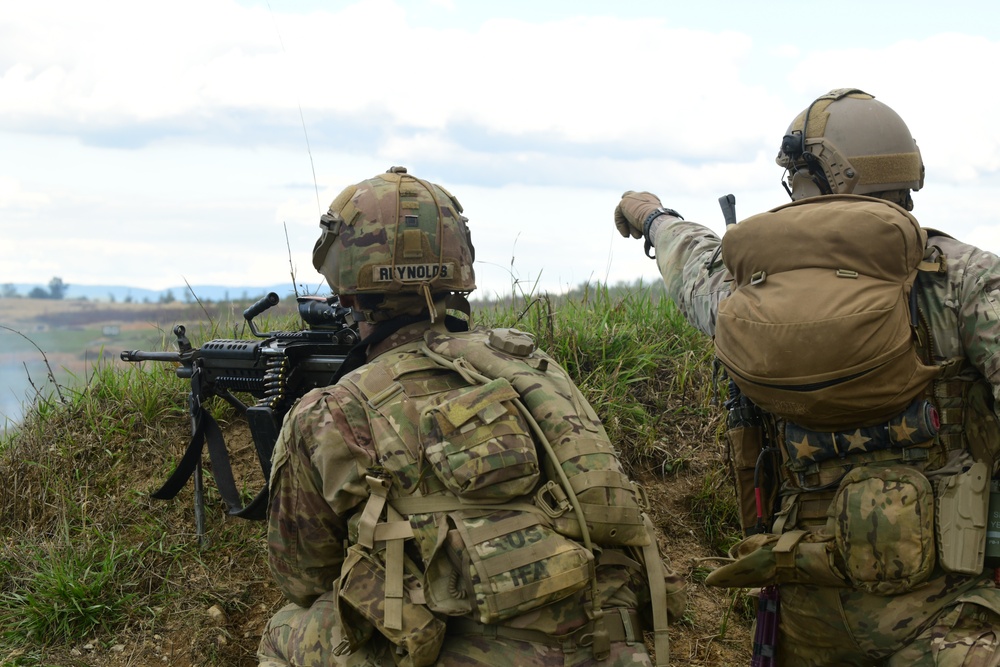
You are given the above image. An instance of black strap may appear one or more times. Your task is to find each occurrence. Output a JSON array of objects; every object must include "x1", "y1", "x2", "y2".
[
  {"x1": 202, "y1": 408, "x2": 244, "y2": 511},
  {"x1": 152, "y1": 365, "x2": 247, "y2": 514},
  {"x1": 642, "y1": 207, "x2": 683, "y2": 259},
  {"x1": 151, "y1": 405, "x2": 245, "y2": 512},
  {"x1": 231, "y1": 486, "x2": 269, "y2": 520},
  {"x1": 150, "y1": 408, "x2": 209, "y2": 501}
]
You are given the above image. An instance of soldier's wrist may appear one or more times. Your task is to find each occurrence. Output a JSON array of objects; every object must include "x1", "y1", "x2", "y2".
[
  {"x1": 642, "y1": 208, "x2": 683, "y2": 259},
  {"x1": 642, "y1": 207, "x2": 683, "y2": 242},
  {"x1": 646, "y1": 216, "x2": 671, "y2": 240}
]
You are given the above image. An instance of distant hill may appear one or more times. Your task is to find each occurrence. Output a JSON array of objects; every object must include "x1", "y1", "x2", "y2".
[{"x1": 6, "y1": 282, "x2": 329, "y2": 303}]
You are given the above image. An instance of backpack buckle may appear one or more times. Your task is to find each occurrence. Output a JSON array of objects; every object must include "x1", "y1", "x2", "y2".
[{"x1": 535, "y1": 480, "x2": 571, "y2": 518}]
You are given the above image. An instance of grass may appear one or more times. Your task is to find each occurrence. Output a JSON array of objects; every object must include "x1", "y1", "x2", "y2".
[
  {"x1": 0, "y1": 283, "x2": 748, "y2": 665},
  {"x1": 476, "y1": 284, "x2": 716, "y2": 471},
  {"x1": 1, "y1": 533, "x2": 140, "y2": 646},
  {"x1": 690, "y1": 466, "x2": 743, "y2": 555}
]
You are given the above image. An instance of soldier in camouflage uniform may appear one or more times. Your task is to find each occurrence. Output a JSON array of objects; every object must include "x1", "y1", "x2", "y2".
[
  {"x1": 258, "y1": 167, "x2": 684, "y2": 667},
  {"x1": 614, "y1": 89, "x2": 1000, "y2": 666}
]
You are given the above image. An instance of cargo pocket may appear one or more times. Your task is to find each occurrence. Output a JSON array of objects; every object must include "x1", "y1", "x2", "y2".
[
  {"x1": 420, "y1": 378, "x2": 539, "y2": 501},
  {"x1": 830, "y1": 464, "x2": 935, "y2": 595}
]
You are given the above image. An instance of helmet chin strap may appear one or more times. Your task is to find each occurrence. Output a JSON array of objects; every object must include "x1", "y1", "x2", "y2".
[
  {"x1": 420, "y1": 283, "x2": 436, "y2": 323},
  {"x1": 783, "y1": 169, "x2": 827, "y2": 201}
]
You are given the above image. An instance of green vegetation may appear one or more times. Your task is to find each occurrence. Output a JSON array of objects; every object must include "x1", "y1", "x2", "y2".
[
  {"x1": 690, "y1": 466, "x2": 743, "y2": 555},
  {"x1": 0, "y1": 285, "x2": 749, "y2": 665}
]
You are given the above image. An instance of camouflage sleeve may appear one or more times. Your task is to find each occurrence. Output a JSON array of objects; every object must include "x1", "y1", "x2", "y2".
[
  {"x1": 650, "y1": 218, "x2": 731, "y2": 336},
  {"x1": 267, "y1": 386, "x2": 373, "y2": 607},
  {"x1": 947, "y1": 240, "x2": 1000, "y2": 400}
]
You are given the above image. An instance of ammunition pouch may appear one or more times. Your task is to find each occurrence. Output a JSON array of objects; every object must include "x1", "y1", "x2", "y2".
[{"x1": 726, "y1": 422, "x2": 778, "y2": 534}]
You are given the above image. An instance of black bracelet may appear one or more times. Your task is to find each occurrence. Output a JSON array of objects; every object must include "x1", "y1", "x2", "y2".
[{"x1": 642, "y1": 207, "x2": 683, "y2": 259}]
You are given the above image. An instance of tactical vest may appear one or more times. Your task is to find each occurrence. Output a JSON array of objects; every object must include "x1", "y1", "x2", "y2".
[{"x1": 333, "y1": 327, "x2": 672, "y2": 667}]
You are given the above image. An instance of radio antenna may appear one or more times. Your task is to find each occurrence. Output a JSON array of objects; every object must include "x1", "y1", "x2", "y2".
[{"x1": 267, "y1": 1, "x2": 322, "y2": 216}]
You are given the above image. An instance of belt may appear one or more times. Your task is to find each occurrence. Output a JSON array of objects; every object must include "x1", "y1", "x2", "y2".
[{"x1": 447, "y1": 607, "x2": 643, "y2": 650}]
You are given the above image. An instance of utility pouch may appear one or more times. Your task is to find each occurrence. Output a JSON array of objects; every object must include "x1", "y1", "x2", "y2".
[
  {"x1": 420, "y1": 377, "x2": 540, "y2": 501},
  {"x1": 831, "y1": 464, "x2": 935, "y2": 595},
  {"x1": 705, "y1": 530, "x2": 848, "y2": 589},
  {"x1": 423, "y1": 329, "x2": 648, "y2": 547},
  {"x1": 935, "y1": 461, "x2": 989, "y2": 575},
  {"x1": 426, "y1": 509, "x2": 594, "y2": 624},
  {"x1": 726, "y1": 424, "x2": 775, "y2": 534},
  {"x1": 338, "y1": 546, "x2": 446, "y2": 667}
]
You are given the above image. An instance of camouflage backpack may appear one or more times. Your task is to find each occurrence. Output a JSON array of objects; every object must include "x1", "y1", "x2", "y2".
[{"x1": 332, "y1": 327, "x2": 672, "y2": 666}]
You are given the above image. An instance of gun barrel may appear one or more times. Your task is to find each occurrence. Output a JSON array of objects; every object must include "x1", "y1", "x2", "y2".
[{"x1": 120, "y1": 350, "x2": 183, "y2": 363}]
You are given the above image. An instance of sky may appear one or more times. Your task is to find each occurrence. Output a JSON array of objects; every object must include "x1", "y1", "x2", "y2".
[{"x1": 2, "y1": 0, "x2": 1000, "y2": 300}]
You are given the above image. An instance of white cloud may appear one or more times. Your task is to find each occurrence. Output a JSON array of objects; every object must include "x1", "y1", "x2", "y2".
[
  {"x1": 1, "y1": 0, "x2": 999, "y2": 298},
  {"x1": 0, "y1": 177, "x2": 49, "y2": 209},
  {"x1": 787, "y1": 34, "x2": 1000, "y2": 186}
]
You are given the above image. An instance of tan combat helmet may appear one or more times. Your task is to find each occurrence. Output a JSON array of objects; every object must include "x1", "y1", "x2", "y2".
[
  {"x1": 776, "y1": 88, "x2": 924, "y2": 208},
  {"x1": 312, "y1": 166, "x2": 476, "y2": 322}
]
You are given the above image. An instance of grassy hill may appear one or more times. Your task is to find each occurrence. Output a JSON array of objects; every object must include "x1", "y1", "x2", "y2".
[{"x1": 0, "y1": 288, "x2": 752, "y2": 666}]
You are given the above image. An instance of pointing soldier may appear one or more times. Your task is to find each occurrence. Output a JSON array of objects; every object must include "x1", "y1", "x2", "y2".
[{"x1": 615, "y1": 89, "x2": 1000, "y2": 666}]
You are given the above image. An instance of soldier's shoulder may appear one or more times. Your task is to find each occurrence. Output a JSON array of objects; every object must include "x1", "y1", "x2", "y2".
[
  {"x1": 283, "y1": 381, "x2": 358, "y2": 428},
  {"x1": 925, "y1": 233, "x2": 1000, "y2": 279}
]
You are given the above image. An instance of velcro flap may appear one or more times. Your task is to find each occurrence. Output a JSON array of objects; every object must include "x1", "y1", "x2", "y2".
[{"x1": 432, "y1": 378, "x2": 519, "y2": 430}]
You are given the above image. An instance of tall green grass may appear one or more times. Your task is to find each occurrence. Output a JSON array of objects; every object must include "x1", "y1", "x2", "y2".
[
  {"x1": 476, "y1": 284, "x2": 715, "y2": 470},
  {"x1": 0, "y1": 284, "x2": 742, "y2": 665}
]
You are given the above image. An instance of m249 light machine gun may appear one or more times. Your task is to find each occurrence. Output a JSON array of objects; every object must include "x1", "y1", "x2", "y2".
[{"x1": 122, "y1": 293, "x2": 359, "y2": 542}]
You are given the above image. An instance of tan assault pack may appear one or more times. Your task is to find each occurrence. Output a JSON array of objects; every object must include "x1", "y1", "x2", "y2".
[{"x1": 715, "y1": 194, "x2": 940, "y2": 431}]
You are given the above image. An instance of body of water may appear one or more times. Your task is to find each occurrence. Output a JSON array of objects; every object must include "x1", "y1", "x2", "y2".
[{"x1": 1, "y1": 362, "x2": 33, "y2": 430}]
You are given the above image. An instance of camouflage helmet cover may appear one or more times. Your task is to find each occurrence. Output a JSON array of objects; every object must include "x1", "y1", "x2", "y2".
[
  {"x1": 312, "y1": 167, "x2": 476, "y2": 307},
  {"x1": 776, "y1": 88, "x2": 924, "y2": 200}
]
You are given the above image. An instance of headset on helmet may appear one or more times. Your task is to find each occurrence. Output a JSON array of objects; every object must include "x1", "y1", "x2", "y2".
[
  {"x1": 776, "y1": 89, "x2": 924, "y2": 207},
  {"x1": 312, "y1": 167, "x2": 476, "y2": 322}
]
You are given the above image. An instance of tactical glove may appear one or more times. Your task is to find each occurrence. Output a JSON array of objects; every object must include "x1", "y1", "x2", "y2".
[{"x1": 614, "y1": 191, "x2": 664, "y2": 239}]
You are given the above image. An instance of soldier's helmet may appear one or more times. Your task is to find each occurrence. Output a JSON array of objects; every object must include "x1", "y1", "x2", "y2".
[
  {"x1": 312, "y1": 166, "x2": 476, "y2": 322},
  {"x1": 776, "y1": 89, "x2": 924, "y2": 207}
]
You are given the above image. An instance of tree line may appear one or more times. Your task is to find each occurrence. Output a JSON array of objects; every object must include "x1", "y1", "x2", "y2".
[
  {"x1": 2, "y1": 277, "x2": 69, "y2": 300},
  {"x1": 0, "y1": 277, "x2": 189, "y2": 304}
]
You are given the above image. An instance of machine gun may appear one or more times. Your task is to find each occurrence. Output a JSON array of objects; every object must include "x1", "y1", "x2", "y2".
[{"x1": 122, "y1": 292, "x2": 359, "y2": 542}]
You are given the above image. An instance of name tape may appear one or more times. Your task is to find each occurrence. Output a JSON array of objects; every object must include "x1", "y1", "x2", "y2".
[{"x1": 373, "y1": 263, "x2": 454, "y2": 282}]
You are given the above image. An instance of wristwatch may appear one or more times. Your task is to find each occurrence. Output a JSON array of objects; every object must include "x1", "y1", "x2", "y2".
[{"x1": 642, "y1": 207, "x2": 683, "y2": 259}]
